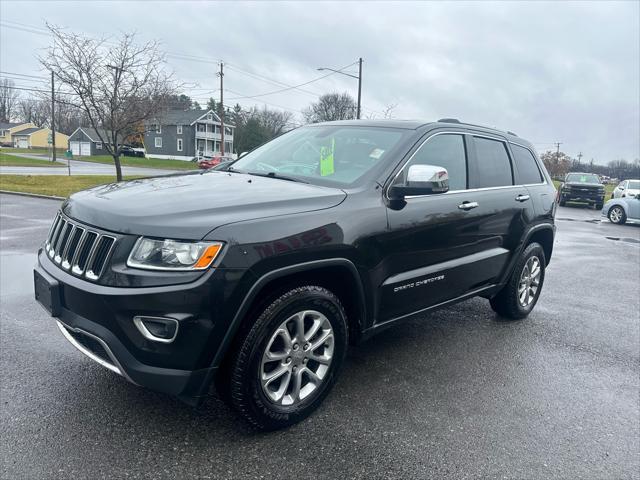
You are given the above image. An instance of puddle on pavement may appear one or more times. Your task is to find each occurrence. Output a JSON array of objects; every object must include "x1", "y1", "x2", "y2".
[
  {"x1": 605, "y1": 236, "x2": 640, "y2": 244},
  {"x1": 0, "y1": 253, "x2": 37, "y2": 297},
  {"x1": 557, "y1": 217, "x2": 602, "y2": 224}
]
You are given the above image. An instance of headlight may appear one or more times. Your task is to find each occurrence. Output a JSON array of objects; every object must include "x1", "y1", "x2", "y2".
[{"x1": 127, "y1": 238, "x2": 224, "y2": 271}]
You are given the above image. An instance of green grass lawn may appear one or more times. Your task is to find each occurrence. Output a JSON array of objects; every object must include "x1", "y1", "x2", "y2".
[
  {"x1": 0, "y1": 147, "x2": 66, "y2": 155},
  {"x1": 0, "y1": 152, "x2": 64, "y2": 167},
  {"x1": 0, "y1": 175, "x2": 141, "y2": 198}
]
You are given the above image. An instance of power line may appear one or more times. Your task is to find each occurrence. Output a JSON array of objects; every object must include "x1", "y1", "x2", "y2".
[
  {"x1": 226, "y1": 61, "x2": 358, "y2": 100},
  {"x1": 3, "y1": 19, "x2": 383, "y2": 115}
]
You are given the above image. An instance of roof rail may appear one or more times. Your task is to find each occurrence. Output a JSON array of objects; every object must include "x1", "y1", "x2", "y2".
[
  {"x1": 506, "y1": 130, "x2": 518, "y2": 137},
  {"x1": 437, "y1": 118, "x2": 460, "y2": 124}
]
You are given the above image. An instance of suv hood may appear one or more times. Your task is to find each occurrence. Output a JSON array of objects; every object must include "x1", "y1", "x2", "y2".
[
  {"x1": 565, "y1": 182, "x2": 602, "y2": 188},
  {"x1": 63, "y1": 171, "x2": 347, "y2": 239}
]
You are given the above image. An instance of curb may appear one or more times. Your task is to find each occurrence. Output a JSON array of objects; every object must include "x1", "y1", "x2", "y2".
[{"x1": 0, "y1": 190, "x2": 65, "y2": 201}]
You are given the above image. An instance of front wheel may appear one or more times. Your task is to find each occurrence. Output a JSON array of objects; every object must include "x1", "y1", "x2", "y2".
[
  {"x1": 225, "y1": 286, "x2": 348, "y2": 430},
  {"x1": 608, "y1": 205, "x2": 626, "y2": 224},
  {"x1": 490, "y1": 242, "x2": 546, "y2": 320}
]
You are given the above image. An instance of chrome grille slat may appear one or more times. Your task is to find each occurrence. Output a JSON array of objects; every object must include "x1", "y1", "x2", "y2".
[
  {"x1": 69, "y1": 229, "x2": 88, "y2": 271},
  {"x1": 53, "y1": 221, "x2": 71, "y2": 263},
  {"x1": 48, "y1": 216, "x2": 65, "y2": 257},
  {"x1": 45, "y1": 213, "x2": 117, "y2": 281},
  {"x1": 60, "y1": 225, "x2": 77, "y2": 268}
]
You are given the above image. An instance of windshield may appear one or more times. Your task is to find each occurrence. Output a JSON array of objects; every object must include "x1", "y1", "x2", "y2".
[
  {"x1": 566, "y1": 173, "x2": 600, "y2": 184},
  {"x1": 628, "y1": 180, "x2": 640, "y2": 189},
  {"x1": 229, "y1": 125, "x2": 408, "y2": 187}
]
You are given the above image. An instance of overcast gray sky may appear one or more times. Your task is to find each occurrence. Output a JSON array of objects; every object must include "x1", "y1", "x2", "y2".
[{"x1": 1, "y1": 0, "x2": 638, "y2": 163}]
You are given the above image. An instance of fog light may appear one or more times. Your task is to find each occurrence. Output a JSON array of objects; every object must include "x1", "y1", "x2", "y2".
[{"x1": 133, "y1": 316, "x2": 179, "y2": 343}]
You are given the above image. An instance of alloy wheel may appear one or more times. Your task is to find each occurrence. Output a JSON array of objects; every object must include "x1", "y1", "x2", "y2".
[
  {"x1": 260, "y1": 310, "x2": 334, "y2": 406},
  {"x1": 518, "y1": 256, "x2": 541, "y2": 308},
  {"x1": 609, "y1": 207, "x2": 623, "y2": 223}
]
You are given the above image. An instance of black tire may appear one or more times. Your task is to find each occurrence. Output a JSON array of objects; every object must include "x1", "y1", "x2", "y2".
[
  {"x1": 490, "y1": 242, "x2": 546, "y2": 320},
  {"x1": 595, "y1": 203, "x2": 603, "y2": 210},
  {"x1": 559, "y1": 197, "x2": 566, "y2": 207},
  {"x1": 608, "y1": 205, "x2": 627, "y2": 225},
  {"x1": 225, "y1": 285, "x2": 348, "y2": 430}
]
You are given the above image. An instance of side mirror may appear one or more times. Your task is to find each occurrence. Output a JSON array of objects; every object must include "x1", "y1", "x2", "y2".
[
  {"x1": 619, "y1": 186, "x2": 625, "y2": 190},
  {"x1": 389, "y1": 164, "x2": 449, "y2": 199}
]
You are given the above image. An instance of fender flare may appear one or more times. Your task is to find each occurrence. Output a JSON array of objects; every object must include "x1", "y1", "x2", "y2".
[
  {"x1": 210, "y1": 258, "x2": 366, "y2": 368},
  {"x1": 498, "y1": 223, "x2": 556, "y2": 286}
]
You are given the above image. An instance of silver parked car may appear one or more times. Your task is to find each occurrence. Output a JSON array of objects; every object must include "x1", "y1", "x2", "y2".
[
  {"x1": 611, "y1": 179, "x2": 640, "y2": 199},
  {"x1": 602, "y1": 194, "x2": 640, "y2": 225}
]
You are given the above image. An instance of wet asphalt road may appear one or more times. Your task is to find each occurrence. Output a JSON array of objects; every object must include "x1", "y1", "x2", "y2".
[{"x1": 1, "y1": 193, "x2": 639, "y2": 479}]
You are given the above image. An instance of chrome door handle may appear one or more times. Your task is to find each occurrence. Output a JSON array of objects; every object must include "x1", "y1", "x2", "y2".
[
  {"x1": 458, "y1": 201, "x2": 479, "y2": 211},
  {"x1": 515, "y1": 194, "x2": 530, "y2": 202}
]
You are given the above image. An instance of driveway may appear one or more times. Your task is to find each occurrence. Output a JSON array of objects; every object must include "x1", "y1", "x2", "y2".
[
  {"x1": 0, "y1": 153, "x2": 179, "y2": 177},
  {"x1": 1, "y1": 196, "x2": 638, "y2": 479}
]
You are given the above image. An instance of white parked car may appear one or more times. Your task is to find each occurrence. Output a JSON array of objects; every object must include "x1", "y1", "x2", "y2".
[{"x1": 611, "y1": 179, "x2": 640, "y2": 199}]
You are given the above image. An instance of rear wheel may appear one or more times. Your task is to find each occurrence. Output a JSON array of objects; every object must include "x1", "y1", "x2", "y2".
[
  {"x1": 490, "y1": 242, "x2": 545, "y2": 320},
  {"x1": 225, "y1": 285, "x2": 348, "y2": 430},
  {"x1": 559, "y1": 197, "x2": 566, "y2": 207},
  {"x1": 608, "y1": 205, "x2": 626, "y2": 224},
  {"x1": 595, "y1": 203, "x2": 603, "y2": 210}
]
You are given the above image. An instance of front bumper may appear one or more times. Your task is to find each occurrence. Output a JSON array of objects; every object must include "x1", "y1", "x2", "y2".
[
  {"x1": 34, "y1": 249, "x2": 250, "y2": 404},
  {"x1": 561, "y1": 190, "x2": 605, "y2": 203}
]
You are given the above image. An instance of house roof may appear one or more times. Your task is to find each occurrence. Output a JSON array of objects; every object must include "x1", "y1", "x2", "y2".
[
  {"x1": 72, "y1": 127, "x2": 113, "y2": 142},
  {"x1": 150, "y1": 109, "x2": 234, "y2": 127},
  {"x1": 167, "y1": 109, "x2": 217, "y2": 125},
  {"x1": 12, "y1": 127, "x2": 43, "y2": 136},
  {"x1": 0, "y1": 121, "x2": 30, "y2": 130}
]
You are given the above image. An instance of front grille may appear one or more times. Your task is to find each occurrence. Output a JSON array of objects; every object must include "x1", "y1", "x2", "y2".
[{"x1": 45, "y1": 213, "x2": 116, "y2": 281}]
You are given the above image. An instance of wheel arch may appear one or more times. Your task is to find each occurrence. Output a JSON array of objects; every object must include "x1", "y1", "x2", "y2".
[
  {"x1": 526, "y1": 225, "x2": 555, "y2": 266},
  {"x1": 210, "y1": 258, "x2": 367, "y2": 370}
]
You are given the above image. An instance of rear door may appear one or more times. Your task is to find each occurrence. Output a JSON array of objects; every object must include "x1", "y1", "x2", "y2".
[{"x1": 466, "y1": 134, "x2": 535, "y2": 274}]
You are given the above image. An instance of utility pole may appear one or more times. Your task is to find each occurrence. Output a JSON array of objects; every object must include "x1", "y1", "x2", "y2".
[
  {"x1": 554, "y1": 142, "x2": 562, "y2": 177},
  {"x1": 356, "y1": 57, "x2": 362, "y2": 120},
  {"x1": 218, "y1": 62, "x2": 224, "y2": 156},
  {"x1": 50, "y1": 71, "x2": 57, "y2": 165},
  {"x1": 577, "y1": 151, "x2": 583, "y2": 167}
]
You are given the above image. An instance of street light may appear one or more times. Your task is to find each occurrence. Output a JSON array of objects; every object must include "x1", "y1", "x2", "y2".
[{"x1": 317, "y1": 57, "x2": 362, "y2": 119}]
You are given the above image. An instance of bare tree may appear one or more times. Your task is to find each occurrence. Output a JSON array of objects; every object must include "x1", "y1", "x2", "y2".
[
  {"x1": 540, "y1": 150, "x2": 572, "y2": 178},
  {"x1": 382, "y1": 103, "x2": 398, "y2": 119},
  {"x1": 40, "y1": 25, "x2": 179, "y2": 180},
  {"x1": 0, "y1": 79, "x2": 20, "y2": 122},
  {"x1": 303, "y1": 92, "x2": 356, "y2": 123}
]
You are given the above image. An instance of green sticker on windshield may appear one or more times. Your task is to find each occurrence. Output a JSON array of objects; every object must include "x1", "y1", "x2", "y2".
[{"x1": 320, "y1": 138, "x2": 335, "y2": 176}]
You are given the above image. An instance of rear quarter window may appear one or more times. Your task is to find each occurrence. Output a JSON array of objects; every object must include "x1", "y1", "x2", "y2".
[
  {"x1": 472, "y1": 137, "x2": 513, "y2": 188},
  {"x1": 511, "y1": 144, "x2": 543, "y2": 184}
]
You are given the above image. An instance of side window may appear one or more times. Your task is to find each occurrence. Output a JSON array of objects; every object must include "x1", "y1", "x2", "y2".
[
  {"x1": 472, "y1": 137, "x2": 513, "y2": 188},
  {"x1": 511, "y1": 144, "x2": 543, "y2": 184},
  {"x1": 397, "y1": 134, "x2": 467, "y2": 190}
]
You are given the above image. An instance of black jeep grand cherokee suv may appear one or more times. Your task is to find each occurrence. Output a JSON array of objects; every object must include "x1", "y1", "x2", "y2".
[{"x1": 34, "y1": 119, "x2": 556, "y2": 429}]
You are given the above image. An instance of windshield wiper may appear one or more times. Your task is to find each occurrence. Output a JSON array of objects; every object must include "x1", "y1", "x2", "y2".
[{"x1": 247, "y1": 171, "x2": 308, "y2": 184}]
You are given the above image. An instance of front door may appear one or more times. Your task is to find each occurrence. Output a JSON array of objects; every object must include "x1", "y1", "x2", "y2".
[{"x1": 377, "y1": 131, "x2": 531, "y2": 324}]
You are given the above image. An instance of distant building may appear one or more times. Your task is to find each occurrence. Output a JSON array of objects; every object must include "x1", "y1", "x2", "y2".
[
  {"x1": 68, "y1": 127, "x2": 114, "y2": 156},
  {"x1": 144, "y1": 109, "x2": 235, "y2": 161},
  {"x1": 0, "y1": 121, "x2": 35, "y2": 146},
  {"x1": 10, "y1": 126, "x2": 69, "y2": 149}
]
